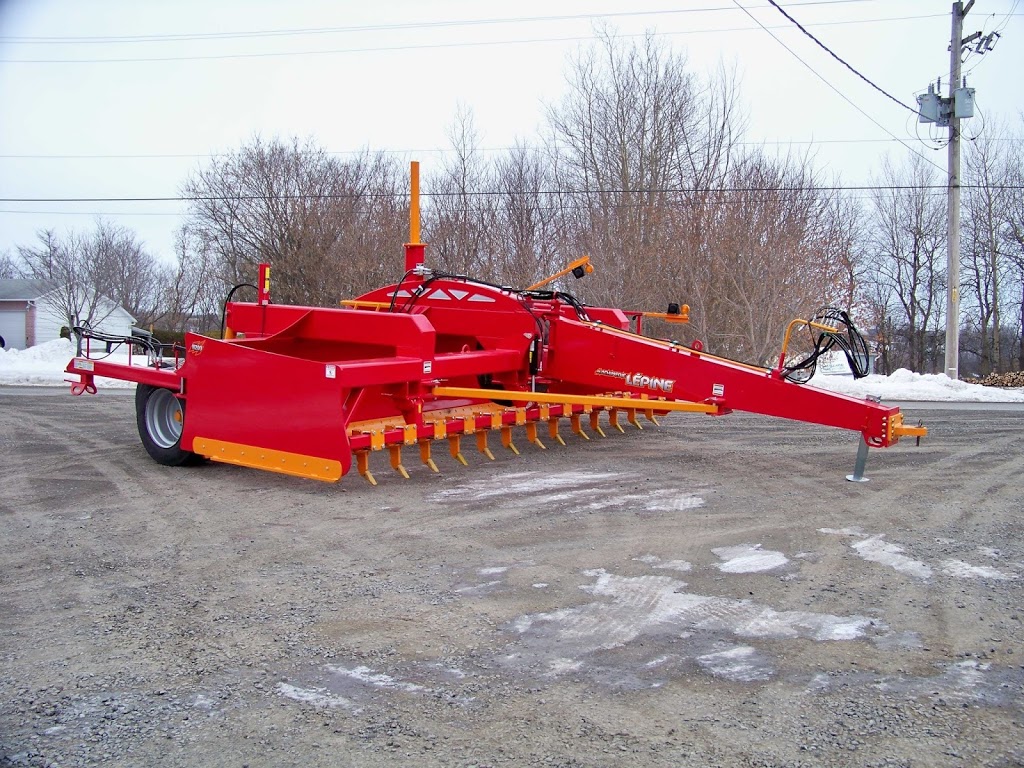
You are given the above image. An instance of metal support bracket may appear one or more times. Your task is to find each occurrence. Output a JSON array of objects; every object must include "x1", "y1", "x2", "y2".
[{"x1": 846, "y1": 440, "x2": 870, "y2": 483}]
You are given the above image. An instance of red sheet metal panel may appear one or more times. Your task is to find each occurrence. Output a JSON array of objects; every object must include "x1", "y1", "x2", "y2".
[
  {"x1": 178, "y1": 335, "x2": 355, "y2": 476},
  {"x1": 543, "y1": 317, "x2": 900, "y2": 446}
]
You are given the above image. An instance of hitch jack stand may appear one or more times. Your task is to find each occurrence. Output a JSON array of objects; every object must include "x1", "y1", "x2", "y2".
[{"x1": 846, "y1": 440, "x2": 870, "y2": 483}]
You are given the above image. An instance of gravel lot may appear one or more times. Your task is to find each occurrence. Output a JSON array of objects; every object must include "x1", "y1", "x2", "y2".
[{"x1": 2, "y1": 388, "x2": 1023, "y2": 768}]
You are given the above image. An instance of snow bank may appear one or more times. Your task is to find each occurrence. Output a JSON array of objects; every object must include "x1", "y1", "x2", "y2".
[
  {"x1": 0, "y1": 338, "x2": 140, "y2": 388},
  {"x1": 809, "y1": 368, "x2": 1024, "y2": 403}
]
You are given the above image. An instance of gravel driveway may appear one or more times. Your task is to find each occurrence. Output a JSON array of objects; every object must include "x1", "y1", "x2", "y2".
[{"x1": 2, "y1": 389, "x2": 1022, "y2": 767}]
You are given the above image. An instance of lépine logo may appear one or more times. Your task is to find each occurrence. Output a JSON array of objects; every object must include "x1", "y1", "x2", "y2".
[{"x1": 625, "y1": 372, "x2": 675, "y2": 393}]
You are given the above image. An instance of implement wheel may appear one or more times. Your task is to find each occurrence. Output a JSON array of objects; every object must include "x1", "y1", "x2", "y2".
[{"x1": 135, "y1": 385, "x2": 201, "y2": 466}]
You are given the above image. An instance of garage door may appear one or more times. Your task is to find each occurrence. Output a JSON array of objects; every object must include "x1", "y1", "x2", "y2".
[{"x1": 0, "y1": 310, "x2": 26, "y2": 349}]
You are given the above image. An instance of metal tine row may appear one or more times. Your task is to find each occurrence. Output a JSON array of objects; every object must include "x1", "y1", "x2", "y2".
[{"x1": 355, "y1": 407, "x2": 659, "y2": 485}]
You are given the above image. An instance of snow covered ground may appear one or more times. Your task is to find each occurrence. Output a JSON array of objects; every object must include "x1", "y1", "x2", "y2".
[
  {"x1": 0, "y1": 338, "x2": 143, "y2": 389},
  {"x1": 2, "y1": 338, "x2": 1024, "y2": 402},
  {"x1": 810, "y1": 367, "x2": 1024, "y2": 403}
]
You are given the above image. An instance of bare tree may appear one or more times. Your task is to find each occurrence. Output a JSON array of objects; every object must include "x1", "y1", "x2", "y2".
[
  {"x1": 0, "y1": 251, "x2": 17, "y2": 279},
  {"x1": 488, "y1": 142, "x2": 563, "y2": 286},
  {"x1": 862, "y1": 279, "x2": 899, "y2": 375},
  {"x1": 867, "y1": 156, "x2": 947, "y2": 372},
  {"x1": 15, "y1": 229, "x2": 64, "y2": 282},
  {"x1": 156, "y1": 225, "x2": 223, "y2": 334},
  {"x1": 685, "y1": 154, "x2": 854, "y2": 364},
  {"x1": 543, "y1": 31, "x2": 858, "y2": 364},
  {"x1": 182, "y1": 136, "x2": 407, "y2": 306},
  {"x1": 424, "y1": 108, "x2": 498, "y2": 279},
  {"x1": 961, "y1": 132, "x2": 1012, "y2": 374},
  {"x1": 546, "y1": 30, "x2": 714, "y2": 310},
  {"x1": 15, "y1": 224, "x2": 149, "y2": 333},
  {"x1": 819, "y1": 192, "x2": 869, "y2": 316},
  {"x1": 85, "y1": 220, "x2": 163, "y2": 327},
  {"x1": 1001, "y1": 128, "x2": 1024, "y2": 369}
]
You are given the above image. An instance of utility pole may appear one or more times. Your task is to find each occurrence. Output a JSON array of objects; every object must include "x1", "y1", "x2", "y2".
[
  {"x1": 919, "y1": 2, "x2": 998, "y2": 378},
  {"x1": 944, "y1": 1, "x2": 970, "y2": 380}
]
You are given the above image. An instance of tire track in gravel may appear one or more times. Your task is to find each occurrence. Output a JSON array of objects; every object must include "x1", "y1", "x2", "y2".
[
  {"x1": 2, "y1": 396, "x2": 268, "y2": 687},
  {"x1": 8, "y1": 395, "x2": 165, "y2": 512},
  {"x1": 927, "y1": 430, "x2": 1023, "y2": 501},
  {"x1": 806, "y1": 413, "x2": 1024, "y2": 677}
]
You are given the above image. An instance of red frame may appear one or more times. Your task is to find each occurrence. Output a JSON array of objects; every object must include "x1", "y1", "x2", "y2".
[{"x1": 66, "y1": 269, "x2": 912, "y2": 480}]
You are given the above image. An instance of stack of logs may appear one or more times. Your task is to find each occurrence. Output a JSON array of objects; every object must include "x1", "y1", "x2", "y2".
[{"x1": 964, "y1": 371, "x2": 1024, "y2": 388}]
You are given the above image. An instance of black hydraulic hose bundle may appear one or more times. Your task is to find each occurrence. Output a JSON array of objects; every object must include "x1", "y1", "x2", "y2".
[
  {"x1": 219, "y1": 283, "x2": 259, "y2": 339},
  {"x1": 782, "y1": 307, "x2": 871, "y2": 383},
  {"x1": 71, "y1": 323, "x2": 184, "y2": 364},
  {"x1": 389, "y1": 267, "x2": 593, "y2": 324}
]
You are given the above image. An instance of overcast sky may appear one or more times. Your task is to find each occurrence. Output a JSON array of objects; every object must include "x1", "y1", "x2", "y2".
[{"x1": 1, "y1": 0, "x2": 1021, "y2": 265}]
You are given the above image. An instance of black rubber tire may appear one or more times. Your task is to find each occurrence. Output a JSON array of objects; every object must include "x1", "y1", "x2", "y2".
[{"x1": 135, "y1": 385, "x2": 201, "y2": 466}]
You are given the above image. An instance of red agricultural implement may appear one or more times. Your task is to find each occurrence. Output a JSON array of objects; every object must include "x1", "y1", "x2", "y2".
[{"x1": 66, "y1": 163, "x2": 925, "y2": 484}]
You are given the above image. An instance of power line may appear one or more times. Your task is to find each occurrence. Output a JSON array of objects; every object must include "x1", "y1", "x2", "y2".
[
  {"x1": 0, "y1": 1, "x2": 889, "y2": 45},
  {"x1": 764, "y1": 0, "x2": 920, "y2": 117},
  {"x1": 731, "y1": 1, "x2": 947, "y2": 175},
  {"x1": 0, "y1": 13, "x2": 945, "y2": 64},
  {"x1": 960, "y1": 0, "x2": 1019, "y2": 79},
  {"x1": 0, "y1": 209, "x2": 185, "y2": 217},
  {"x1": 925, "y1": 2, "x2": 1020, "y2": 90},
  {"x1": 0, "y1": 188, "x2": 984, "y2": 220},
  {"x1": 0, "y1": 136, "x2": 978, "y2": 161},
  {"x1": 0, "y1": 193, "x2": 952, "y2": 218},
  {"x1": 0, "y1": 184, "x2": 1017, "y2": 206}
]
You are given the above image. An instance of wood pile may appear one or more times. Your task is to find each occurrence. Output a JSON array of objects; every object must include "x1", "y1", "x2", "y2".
[{"x1": 963, "y1": 370, "x2": 1024, "y2": 388}]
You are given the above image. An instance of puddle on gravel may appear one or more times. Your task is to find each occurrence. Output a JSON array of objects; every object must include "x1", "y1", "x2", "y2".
[
  {"x1": 327, "y1": 665, "x2": 427, "y2": 693},
  {"x1": 809, "y1": 660, "x2": 1023, "y2": 707},
  {"x1": 695, "y1": 645, "x2": 775, "y2": 682},
  {"x1": 940, "y1": 559, "x2": 1016, "y2": 580},
  {"x1": 711, "y1": 544, "x2": 790, "y2": 573},
  {"x1": 820, "y1": 529, "x2": 1019, "y2": 581},
  {"x1": 276, "y1": 661, "x2": 478, "y2": 712},
  {"x1": 850, "y1": 536, "x2": 934, "y2": 579},
  {"x1": 497, "y1": 569, "x2": 882, "y2": 686},
  {"x1": 430, "y1": 470, "x2": 705, "y2": 515},
  {"x1": 276, "y1": 682, "x2": 359, "y2": 711},
  {"x1": 450, "y1": 562, "x2": 535, "y2": 596},
  {"x1": 276, "y1": 530, "x2": 1019, "y2": 709},
  {"x1": 633, "y1": 554, "x2": 692, "y2": 573}
]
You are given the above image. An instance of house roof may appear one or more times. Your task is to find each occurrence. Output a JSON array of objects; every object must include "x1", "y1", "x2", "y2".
[
  {"x1": 0, "y1": 279, "x2": 57, "y2": 301},
  {"x1": 0, "y1": 280, "x2": 136, "y2": 324}
]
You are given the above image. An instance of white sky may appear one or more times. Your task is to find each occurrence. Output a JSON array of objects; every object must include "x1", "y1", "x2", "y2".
[{"x1": 1, "y1": 0, "x2": 1021, "y2": 264}]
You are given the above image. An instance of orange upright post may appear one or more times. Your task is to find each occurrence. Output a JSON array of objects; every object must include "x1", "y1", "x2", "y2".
[{"x1": 405, "y1": 161, "x2": 425, "y2": 273}]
